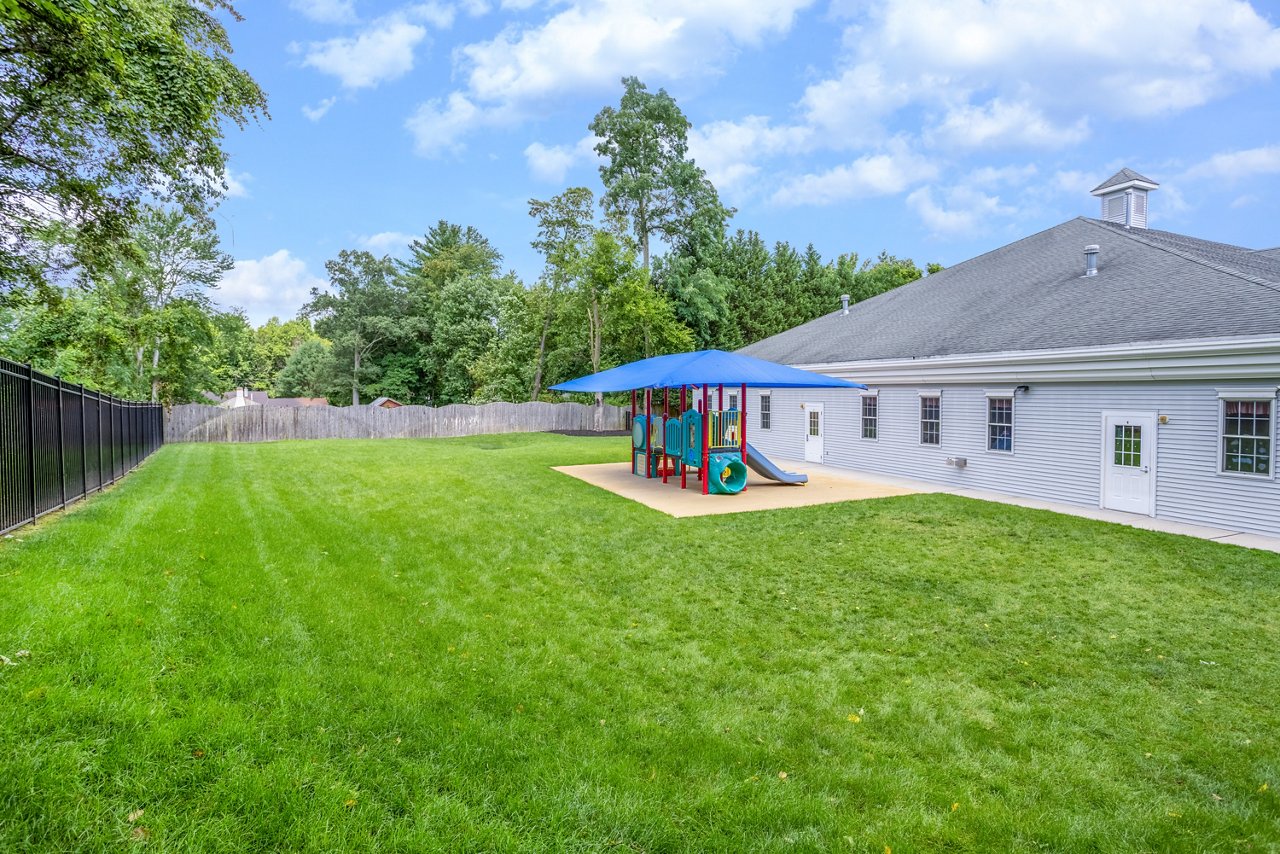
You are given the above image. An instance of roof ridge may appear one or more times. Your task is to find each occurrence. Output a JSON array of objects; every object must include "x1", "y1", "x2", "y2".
[{"x1": 1084, "y1": 220, "x2": 1280, "y2": 296}]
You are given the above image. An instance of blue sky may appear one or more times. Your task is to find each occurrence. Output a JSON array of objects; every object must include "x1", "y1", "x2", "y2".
[{"x1": 213, "y1": 0, "x2": 1280, "y2": 325}]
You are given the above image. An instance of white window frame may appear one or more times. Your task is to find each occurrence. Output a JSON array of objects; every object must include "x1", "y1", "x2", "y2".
[
  {"x1": 1216, "y1": 388, "x2": 1277, "y2": 480},
  {"x1": 728, "y1": 392, "x2": 739, "y2": 411},
  {"x1": 918, "y1": 389, "x2": 941, "y2": 447},
  {"x1": 984, "y1": 388, "x2": 1016, "y2": 454},
  {"x1": 860, "y1": 390, "x2": 878, "y2": 441},
  {"x1": 758, "y1": 392, "x2": 771, "y2": 430}
]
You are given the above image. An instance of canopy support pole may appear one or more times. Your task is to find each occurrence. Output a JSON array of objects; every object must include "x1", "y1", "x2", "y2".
[
  {"x1": 740, "y1": 382, "x2": 748, "y2": 492},
  {"x1": 631, "y1": 389, "x2": 637, "y2": 474},
  {"x1": 680, "y1": 385, "x2": 687, "y2": 490},
  {"x1": 702, "y1": 385, "x2": 709, "y2": 495},
  {"x1": 644, "y1": 388, "x2": 652, "y2": 479},
  {"x1": 661, "y1": 387, "x2": 669, "y2": 484}
]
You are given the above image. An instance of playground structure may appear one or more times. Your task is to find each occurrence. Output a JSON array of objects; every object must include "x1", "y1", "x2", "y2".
[
  {"x1": 631, "y1": 384, "x2": 753, "y2": 495},
  {"x1": 550, "y1": 349, "x2": 866, "y2": 498}
]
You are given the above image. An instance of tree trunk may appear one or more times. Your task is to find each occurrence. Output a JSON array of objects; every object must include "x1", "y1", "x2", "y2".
[
  {"x1": 352, "y1": 348, "x2": 361, "y2": 407},
  {"x1": 529, "y1": 311, "x2": 552, "y2": 401},
  {"x1": 590, "y1": 297, "x2": 603, "y2": 431},
  {"x1": 150, "y1": 339, "x2": 161, "y2": 403}
]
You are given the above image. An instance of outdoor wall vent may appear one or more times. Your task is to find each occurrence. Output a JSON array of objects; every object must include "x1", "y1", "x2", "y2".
[
  {"x1": 1083, "y1": 245, "x2": 1100, "y2": 277},
  {"x1": 945, "y1": 457, "x2": 967, "y2": 469},
  {"x1": 840, "y1": 294, "x2": 850, "y2": 315}
]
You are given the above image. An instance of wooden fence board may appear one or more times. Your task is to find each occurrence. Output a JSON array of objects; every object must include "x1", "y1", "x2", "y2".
[{"x1": 166, "y1": 402, "x2": 627, "y2": 443}]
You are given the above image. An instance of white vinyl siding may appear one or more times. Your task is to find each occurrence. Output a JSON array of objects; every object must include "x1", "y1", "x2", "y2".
[{"x1": 749, "y1": 381, "x2": 1280, "y2": 537}]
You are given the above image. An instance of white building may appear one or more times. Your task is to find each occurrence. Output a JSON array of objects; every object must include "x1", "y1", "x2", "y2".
[{"x1": 741, "y1": 169, "x2": 1280, "y2": 536}]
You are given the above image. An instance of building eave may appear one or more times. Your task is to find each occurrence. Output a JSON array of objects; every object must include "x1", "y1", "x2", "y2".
[{"x1": 789, "y1": 334, "x2": 1280, "y2": 385}]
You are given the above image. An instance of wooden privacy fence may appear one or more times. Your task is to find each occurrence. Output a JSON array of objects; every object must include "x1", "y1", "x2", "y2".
[
  {"x1": 166, "y1": 401, "x2": 628, "y2": 443},
  {"x1": 0, "y1": 359, "x2": 164, "y2": 535}
]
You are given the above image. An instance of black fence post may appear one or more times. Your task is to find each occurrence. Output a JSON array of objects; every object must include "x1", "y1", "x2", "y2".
[
  {"x1": 26, "y1": 365, "x2": 36, "y2": 523},
  {"x1": 56, "y1": 377, "x2": 66, "y2": 508},
  {"x1": 80, "y1": 383, "x2": 87, "y2": 502}
]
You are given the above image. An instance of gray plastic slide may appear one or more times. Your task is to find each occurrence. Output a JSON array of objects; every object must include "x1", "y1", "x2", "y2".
[{"x1": 744, "y1": 442, "x2": 808, "y2": 484}]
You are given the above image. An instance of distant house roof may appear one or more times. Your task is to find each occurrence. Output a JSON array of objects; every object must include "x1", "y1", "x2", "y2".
[
  {"x1": 1091, "y1": 167, "x2": 1159, "y2": 194},
  {"x1": 369, "y1": 396, "x2": 404, "y2": 408},
  {"x1": 739, "y1": 217, "x2": 1280, "y2": 367},
  {"x1": 212, "y1": 389, "x2": 328, "y2": 408},
  {"x1": 264, "y1": 397, "x2": 329, "y2": 408}
]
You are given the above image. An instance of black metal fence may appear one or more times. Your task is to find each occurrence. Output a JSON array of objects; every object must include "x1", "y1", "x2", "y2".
[{"x1": 1, "y1": 359, "x2": 164, "y2": 535}]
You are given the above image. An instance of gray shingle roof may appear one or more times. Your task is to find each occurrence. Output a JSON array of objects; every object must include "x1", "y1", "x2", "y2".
[
  {"x1": 739, "y1": 218, "x2": 1280, "y2": 366},
  {"x1": 1091, "y1": 167, "x2": 1159, "y2": 194}
]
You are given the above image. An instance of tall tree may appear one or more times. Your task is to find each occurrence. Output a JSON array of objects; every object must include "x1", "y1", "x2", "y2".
[
  {"x1": 129, "y1": 207, "x2": 230, "y2": 401},
  {"x1": 275, "y1": 339, "x2": 338, "y2": 400},
  {"x1": 590, "y1": 76, "x2": 725, "y2": 272},
  {"x1": 400, "y1": 220, "x2": 503, "y2": 297},
  {"x1": 304, "y1": 251, "x2": 413, "y2": 406},
  {"x1": 527, "y1": 187, "x2": 594, "y2": 400},
  {"x1": 0, "y1": 0, "x2": 267, "y2": 294}
]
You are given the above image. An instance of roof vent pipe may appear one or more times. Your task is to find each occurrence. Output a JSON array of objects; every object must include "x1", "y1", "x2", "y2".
[
  {"x1": 1084, "y1": 245, "x2": 1099, "y2": 277},
  {"x1": 840, "y1": 294, "x2": 850, "y2": 315}
]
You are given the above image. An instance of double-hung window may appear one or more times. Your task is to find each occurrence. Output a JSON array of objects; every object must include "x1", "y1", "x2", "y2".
[
  {"x1": 861, "y1": 393, "x2": 878, "y2": 439},
  {"x1": 919, "y1": 392, "x2": 941, "y2": 445},
  {"x1": 759, "y1": 394, "x2": 771, "y2": 430},
  {"x1": 987, "y1": 396, "x2": 1014, "y2": 452},
  {"x1": 1220, "y1": 392, "x2": 1273, "y2": 477}
]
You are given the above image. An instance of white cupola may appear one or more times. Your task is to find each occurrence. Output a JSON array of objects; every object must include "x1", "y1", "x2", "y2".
[{"x1": 1090, "y1": 168, "x2": 1158, "y2": 229}]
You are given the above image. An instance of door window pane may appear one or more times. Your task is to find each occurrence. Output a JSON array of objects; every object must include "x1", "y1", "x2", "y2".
[
  {"x1": 808, "y1": 410, "x2": 819, "y2": 437},
  {"x1": 1113, "y1": 425, "x2": 1142, "y2": 467}
]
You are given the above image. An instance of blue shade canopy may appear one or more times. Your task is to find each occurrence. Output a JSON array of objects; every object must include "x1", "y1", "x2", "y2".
[{"x1": 550, "y1": 350, "x2": 867, "y2": 392}]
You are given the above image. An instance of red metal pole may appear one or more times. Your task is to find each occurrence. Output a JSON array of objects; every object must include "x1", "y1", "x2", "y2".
[
  {"x1": 718, "y1": 383, "x2": 723, "y2": 410},
  {"x1": 645, "y1": 389, "x2": 652, "y2": 478},
  {"x1": 680, "y1": 385, "x2": 688, "y2": 490},
  {"x1": 740, "y1": 382, "x2": 748, "y2": 492},
  {"x1": 702, "y1": 385, "x2": 710, "y2": 495},
  {"x1": 631, "y1": 389, "x2": 637, "y2": 474},
  {"x1": 661, "y1": 387, "x2": 669, "y2": 483}
]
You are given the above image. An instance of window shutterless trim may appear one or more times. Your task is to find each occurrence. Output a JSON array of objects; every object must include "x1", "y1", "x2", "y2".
[
  {"x1": 986, "y1": 395, "x2": 1014, "y2": 453},
  {"x1": 1218, "y1": 396, "x2": 1274, "y2": 480}
]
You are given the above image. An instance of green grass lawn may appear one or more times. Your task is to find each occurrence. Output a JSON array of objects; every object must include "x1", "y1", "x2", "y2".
[{"x1": 1, "y1": 434, "x2": 1278, "y2": 852}]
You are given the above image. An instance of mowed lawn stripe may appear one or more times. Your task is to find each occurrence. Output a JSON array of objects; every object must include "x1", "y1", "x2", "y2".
[{"x1": 0, "y1": 434, "x2": 1277, "y2": 851}]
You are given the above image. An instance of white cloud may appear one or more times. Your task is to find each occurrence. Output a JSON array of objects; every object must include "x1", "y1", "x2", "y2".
[
  {"x1": 302, "y1": 96, "x2": 338, "y2": 121},
  {"x1": 216, "y1": 251, "x2": 327, "y2": 325},
  {"x1": 411, "y1": 1, "x2": 456, "y2": 29},
  {"x1": 409, "y1": 0, "x2": 814, "y2": 153},
  {"x1": 523, "y1": 136, "x2": 599, "y2": 183},
  {"x1": 358, "y1": 231, "x2": 417, "y2": 252},
  {"x1": 1183, "y1": 144, "x2": 1280, "y2": 181},
  {"x1": 291, "y1": 0, "x2": 357, "y2": 24},
  {"x1": 687, "y1": 117, "x2": 812, "y2": 196},
  {"x1": 799, "y1": 63, "x2": 918, "y2": 142},
  {"x1": 928, "y1": 99, "x2": 1089, "y2": 149},
  {"x1": 771, "y1": 144, "x2": 937, "y2": 206},
  {"x1": 303, "y1": 15, "x2": 428, "y2": 89},
  {"x1": 1230, "y1": 193, "x2": 1259, "y2": 209},
  {"x1": 798, "y1": 0, "x2": 1280, "y2": 158},
  {"x1": 404, "y1": 93, "x2": 488, "y2": 157},
  {"x1": 222, "y1": 170, "x2": 251, "y2": 199},
  {"x1": 907, "y1": 184, "x2": 1014, "y2": 236}
]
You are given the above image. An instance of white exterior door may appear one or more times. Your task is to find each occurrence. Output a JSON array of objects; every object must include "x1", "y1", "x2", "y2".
[
  {"x1": 804, "y1": 403, "x2": 824, "y2": 463},
  {"x1": 1101, "y1": 412, "x2": 1157, "y2": 516}
]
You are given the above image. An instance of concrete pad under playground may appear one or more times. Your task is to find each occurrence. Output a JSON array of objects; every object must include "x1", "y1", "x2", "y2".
[{"x1": 553, "y1": 462, "x2": 920, "y2": 517}]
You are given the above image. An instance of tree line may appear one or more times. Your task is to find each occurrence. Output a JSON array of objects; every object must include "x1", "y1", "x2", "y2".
[{"x1": 0, "y1": 11, "x2": 937, "y2": 409}]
